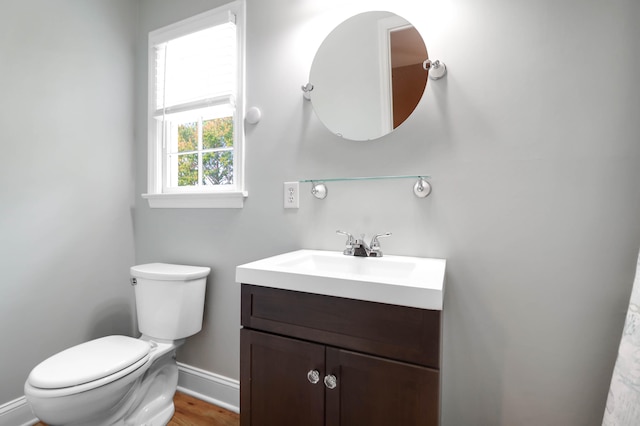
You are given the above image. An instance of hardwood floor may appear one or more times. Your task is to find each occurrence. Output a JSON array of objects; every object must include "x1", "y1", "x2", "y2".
[
  {"x1": 33, "y1": 391, "x2": 239, "y2": 426},
  {"x1": 169, "y1": 392, "x2": 239, "y2": 426}
]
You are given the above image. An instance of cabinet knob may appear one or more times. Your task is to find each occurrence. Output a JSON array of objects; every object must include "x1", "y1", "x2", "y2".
[
  {"x1": 307, "y1": 369, "x2": 320, "y2": 384},
  {"x1": 324, "y1": 374, "x2": 337, "y2": 389}
]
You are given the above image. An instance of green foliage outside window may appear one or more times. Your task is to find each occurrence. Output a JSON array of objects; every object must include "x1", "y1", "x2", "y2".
[{"x1": 176, "y1": 117, "x2": 234, "y2": 186}]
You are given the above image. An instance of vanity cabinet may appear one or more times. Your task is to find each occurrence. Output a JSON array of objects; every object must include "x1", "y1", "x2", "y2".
[{"x1": 240, "y1": 284, "x2": 442, "y2": 426}]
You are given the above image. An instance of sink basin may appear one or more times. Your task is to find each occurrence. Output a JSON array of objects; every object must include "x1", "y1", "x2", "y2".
[{"x1": 236, "y1": 250, "x2": 446, "y2": 310}]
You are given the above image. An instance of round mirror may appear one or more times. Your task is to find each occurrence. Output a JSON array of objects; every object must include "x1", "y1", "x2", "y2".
[{"x1": 309, "y1": 11, "x2": 429, "y2": 141}]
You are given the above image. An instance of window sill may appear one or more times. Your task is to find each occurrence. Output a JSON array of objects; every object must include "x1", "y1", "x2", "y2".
[{"x1": 142, "y1": 191, "x2": 248, "y2": 208}]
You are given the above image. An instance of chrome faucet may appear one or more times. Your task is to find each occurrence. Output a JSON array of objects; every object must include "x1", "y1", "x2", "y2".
[
  {"x1": 336, "y1": 231, "x2": 391, "y2": 257},
  {"x1": 352, "y1": 234, "x2": 371, "y2": 257}
]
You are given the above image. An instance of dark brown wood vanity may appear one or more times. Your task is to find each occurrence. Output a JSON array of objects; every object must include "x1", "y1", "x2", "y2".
[{"x1": 240, "y1": 284, "x2": 442, "y2": 426}]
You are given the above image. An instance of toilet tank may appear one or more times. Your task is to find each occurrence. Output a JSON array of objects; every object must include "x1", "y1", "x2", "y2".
[{"x1": 130, "y1": 263, "x2": 211, "y2": 340}]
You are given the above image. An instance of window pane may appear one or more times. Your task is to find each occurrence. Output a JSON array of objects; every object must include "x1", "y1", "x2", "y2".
[
  {"x1": 178, "y1": 122, "x2": 198, "y2": 152},
  {"x1": 178, "y1": 153, "x2": 198, "y2": 186},
  {"x1": 203, "y1": 151, "x2": 233, "y2": 185},
  {"x1": 203, "y1": 117, "x2": 233, "y2": 149}
]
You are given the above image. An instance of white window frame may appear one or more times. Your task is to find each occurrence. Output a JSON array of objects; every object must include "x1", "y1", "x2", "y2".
[{"x1": 143, "y1": 1, "x2": 247, "y2": 208}]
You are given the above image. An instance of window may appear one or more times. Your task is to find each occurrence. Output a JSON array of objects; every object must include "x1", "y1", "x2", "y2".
[{"x1": 143, "y1": 2, "x2": 246, "y2": 208}]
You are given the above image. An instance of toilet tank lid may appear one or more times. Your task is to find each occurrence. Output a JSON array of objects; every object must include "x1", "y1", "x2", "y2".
[
  {"x1": 28, "y1": 336, "x2": 150, "y2": 389},
  {"x1": 130, "y1": 263, "x2": 211, "y2": 280}
]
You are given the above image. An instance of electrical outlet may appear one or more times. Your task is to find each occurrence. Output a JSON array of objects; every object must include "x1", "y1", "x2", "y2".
[{"x1": 284, "y1": 181, "x2": 300, "y2": 209}]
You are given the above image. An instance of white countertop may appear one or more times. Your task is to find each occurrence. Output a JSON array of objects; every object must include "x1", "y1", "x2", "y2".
[{"x1": 236, "y1": 249, "x2": 446, "y2": 310}]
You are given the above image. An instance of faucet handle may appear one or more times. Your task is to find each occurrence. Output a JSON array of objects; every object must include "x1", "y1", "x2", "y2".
[
  {"x1": 336, "y1": 230, "x2": 354, "y2": 243},
  {"x1": 370, "y1": 232, "x2": 392, "y2": 257},
  {"x1": 336, "y1": 230, "x2": 355, "y2": 255}
]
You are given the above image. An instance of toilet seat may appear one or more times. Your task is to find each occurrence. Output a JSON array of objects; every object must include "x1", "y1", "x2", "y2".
[{"x1": 26, "y1": 336, "x2": 151, "y2": 397}]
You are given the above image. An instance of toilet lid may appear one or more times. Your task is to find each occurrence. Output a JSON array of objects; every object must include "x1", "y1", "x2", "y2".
[
  {"x1": 28, "y1": 335, "x2": 151, "y2": 389},
  {"x1": 130, "y1": 263, "x2": 210, "y2": 280}
]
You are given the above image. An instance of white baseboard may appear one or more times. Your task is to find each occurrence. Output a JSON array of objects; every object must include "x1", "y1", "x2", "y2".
[
  {"x1": 177, "y1": 362, "x2": 240, "y2": 413},
  {"x1": 0, "y1": 396, "x2": 37, "y2": 426},
  {"x1": 0, "y1": 363, "x2": 239, "y2": 426}
]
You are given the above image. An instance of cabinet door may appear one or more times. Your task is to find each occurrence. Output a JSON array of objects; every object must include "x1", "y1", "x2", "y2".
[
  {"x1": 325, "y1": 348, "x2": 440, "y2": 426},
  {"x1": 241, "y1": 329, "x2": 325, "y2": 426}
]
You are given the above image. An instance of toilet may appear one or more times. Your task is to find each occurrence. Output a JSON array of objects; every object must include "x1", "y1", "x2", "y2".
[{"x1": 24, "y1": 263, "x2": 210, "y2": 426}]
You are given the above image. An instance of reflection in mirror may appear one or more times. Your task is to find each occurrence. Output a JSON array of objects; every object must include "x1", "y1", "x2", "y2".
[{"x1": 309, "y1": 12, "x2": 428, "y2": 141}]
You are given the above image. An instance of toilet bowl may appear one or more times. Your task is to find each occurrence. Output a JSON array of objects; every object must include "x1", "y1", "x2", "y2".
[{"x1": 24, "y1": 263, "x2": 210, "y2": 426}]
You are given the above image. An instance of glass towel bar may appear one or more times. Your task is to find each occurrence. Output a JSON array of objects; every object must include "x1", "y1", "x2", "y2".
[{"x1": 298, "y1": 175, "x2": 432, "y2": 199}]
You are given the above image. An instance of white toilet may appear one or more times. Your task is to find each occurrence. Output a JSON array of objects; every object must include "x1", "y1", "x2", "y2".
[{"x1": 24, "y1": 263, "x2": 211, "y2": 426}]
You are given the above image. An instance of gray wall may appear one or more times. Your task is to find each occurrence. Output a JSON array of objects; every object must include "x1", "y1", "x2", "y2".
[
  {"x1": 1, "y1": 0, "x2": 639, "y2": 425},
  {"x1": 136, "y1": 0, "x2": 640, "y2": 424},
  {"x1": 0, "y1": 0, "x2": 138, "y2": 403}
]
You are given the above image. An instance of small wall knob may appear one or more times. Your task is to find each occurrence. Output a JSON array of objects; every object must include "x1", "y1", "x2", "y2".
[
  {"x1": 307, "y1": 369, "x2": 320, "y2": 384},
  {"x1": 245, "y1": 106, "x2": 262, "y2": 124}
]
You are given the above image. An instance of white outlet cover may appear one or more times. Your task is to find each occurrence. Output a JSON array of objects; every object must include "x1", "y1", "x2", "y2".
[{"x1": 283, "y1": 181, "x2": 299, "y2": 209}]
